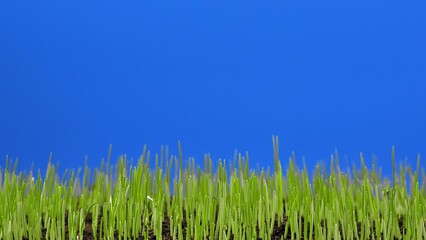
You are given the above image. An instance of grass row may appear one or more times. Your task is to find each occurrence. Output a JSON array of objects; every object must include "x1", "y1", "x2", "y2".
[{"x1": 0, "y1": 136, "x2": 425, "y2": 239}]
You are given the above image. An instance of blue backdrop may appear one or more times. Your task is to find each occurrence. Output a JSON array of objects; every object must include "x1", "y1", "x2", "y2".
[{"x1": 1, "y1": 1, "x2": 425, "y2": 179}]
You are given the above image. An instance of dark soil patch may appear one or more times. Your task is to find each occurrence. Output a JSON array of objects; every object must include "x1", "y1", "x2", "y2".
[
  {"x1": 22, "y1": 210, "x2": 409, "y2": 240},
  {"x1": 20, "y1": 197, "x2": 411, "y2": 240}
]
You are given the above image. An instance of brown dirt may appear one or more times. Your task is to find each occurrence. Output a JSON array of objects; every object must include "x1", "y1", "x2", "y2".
[
  {"x1": 20, "y1": 196, "x2": 411, "y2": 240},
  {"x1": 22, "y1": 209, "x2": 409, "y2": 240}
]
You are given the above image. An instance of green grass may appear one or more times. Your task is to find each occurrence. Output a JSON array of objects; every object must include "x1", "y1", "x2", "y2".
[{"x1": 0, "y1": 136, "x2": 425, "y2": 239}]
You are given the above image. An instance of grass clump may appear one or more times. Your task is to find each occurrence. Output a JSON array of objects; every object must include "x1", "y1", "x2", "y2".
[{"x1": 0, "y1": 136, "x2": 425, "y2": 239}]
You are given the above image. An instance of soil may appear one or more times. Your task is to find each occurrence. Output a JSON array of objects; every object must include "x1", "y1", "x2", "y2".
[{"x1": 23, "y1": 208, "x2": 408, "y2": 240}]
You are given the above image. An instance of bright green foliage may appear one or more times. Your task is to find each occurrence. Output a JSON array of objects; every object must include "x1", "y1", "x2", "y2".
[{"x1": 0, "y1": 136, "x2": 425, "y2": 239}]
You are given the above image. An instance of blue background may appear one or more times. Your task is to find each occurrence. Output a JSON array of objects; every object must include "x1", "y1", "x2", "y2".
[{"x1": 1, "y1": 1, "x2": 425, "y2": 179}]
